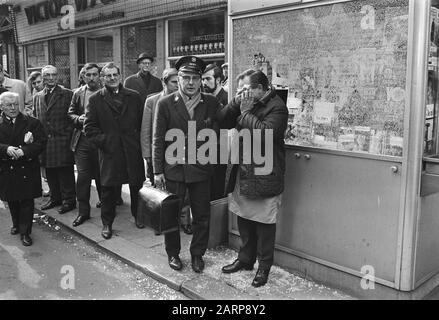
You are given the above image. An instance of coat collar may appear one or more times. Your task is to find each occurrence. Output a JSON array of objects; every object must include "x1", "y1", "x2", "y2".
[
  {"x1": 101, "y1": 84, "x2": 128, "y2": 115},
  {"x1": 44, "y1": 85, "x2": 61, "y2": 111},
  {"x1": 172, "y1": 92, "x2": 206, "y2": 122}
]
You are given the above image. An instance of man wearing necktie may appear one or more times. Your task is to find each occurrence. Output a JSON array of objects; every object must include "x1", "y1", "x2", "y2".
[
  {"x1": 0, "y1": 92, "x2": 47, "y2": 246},
  {"x1": 33, "y1": 65, "x2": 76, "y2": 214},
  {"x1": 84, "y1": 62, "x2": 145, "y2": 240}
]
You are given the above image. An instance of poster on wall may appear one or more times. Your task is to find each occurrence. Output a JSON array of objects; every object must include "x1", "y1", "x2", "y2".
[{"x1": 232, "y1": 0, "x2": 409, "y2": 157}]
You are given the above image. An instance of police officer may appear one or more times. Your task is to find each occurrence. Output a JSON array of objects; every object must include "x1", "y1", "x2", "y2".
[{"x1": 153, "y1": 56, "x2": 220, "y2": 272}]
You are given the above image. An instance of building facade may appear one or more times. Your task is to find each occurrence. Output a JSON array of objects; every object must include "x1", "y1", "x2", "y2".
[{"x1": 13, "y1": 0, "x2": 227, "y2": 88}]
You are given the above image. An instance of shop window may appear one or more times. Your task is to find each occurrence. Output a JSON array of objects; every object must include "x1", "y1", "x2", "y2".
[
  {"x1": 122, "y1": 21, "x2": 156, "y2": 78},
  {"x1": 49, "y1": 38, "x2": 70, "y2": 89},
  {"x1": 168, "y1": 12, "x2": 225, "y2": 59},
  {"x1": 87, "y1": 36, "x2": 113, "y2": 64},
  {"x1": 26, "y1": 42, "x2": 48, "y2": 71},
  {"x1": 232, "y1": 0, "x2": 409, "y2": 157}
]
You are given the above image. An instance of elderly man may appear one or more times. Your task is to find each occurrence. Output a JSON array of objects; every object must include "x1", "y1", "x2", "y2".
[
  {"x1": 0, "y1": 92, "x2": 47, "y2": 246},
  {"x1": 202, "y1": 63, "x2": 228, "y2": 106},
  {"x1": 84, "y1": 62, "x2": 145, "y2": 240},
  {"x1": 0, "y1": 65, "x2": 33, "y2": 116},
  {"x1": 124, "y1": 53, "x2": 163, "y2": 105},
  {"x1": 153, "y1": 56, "x2": 220, "y2": 273},
  {"x1": 218, "y1": 70, "x2": 288, "y2": 288},
  {"x1": 34, "y1": 65, "x2": 76, "y2": 214},
  {"x1": 141, "y1": 67, "x2": 178, "y2": 185},
  {"x1": 68, "y1": 63, "x2": 102, "y2": 227}
]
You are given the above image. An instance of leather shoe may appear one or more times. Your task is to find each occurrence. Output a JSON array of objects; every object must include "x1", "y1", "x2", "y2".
[
  {"x1": 21, "y1": 234, "x2": 33, "y2": 246},
  {"x1": 168, "y1": 256, "x2": 183, "y2": 271},
  {"x1": 96, "y1": 201, "x2": 102, "y2": 208},
  {"x1": 182, "y1": 224, "x2": 193, "y2": 235},
  {"x1": 58, "y1": 203, "x2": 76, "y2": 214},
  {"x1": 10, "y1": 227, "x2": 19, "y2": 235},
  {"x1": 116, "y1": 198, "x2": 123, "y2": 206},
  {"x1": 191, "y1": 255, "x2": 205, "y2": 273},
  {"x1": 101, "y1": 225, "x2": 112, "y2": 239},
  {"x1": 72, "y1": 215, "x2": 89, "y2": 227},
  {"x1": 41, "y1": 200, "x2": 62, "y2": 210},
  {"x1": 135, "y1": 217, "x2": 145, "y2": 229},
  {"x1": 222, "y1": 259, "x2": 254, "y2": 274},
  {"x1": 251, "y1": 268, "x2": 270, "y2": 288}
]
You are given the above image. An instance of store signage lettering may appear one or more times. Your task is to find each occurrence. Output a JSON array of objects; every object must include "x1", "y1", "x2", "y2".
[{"x1": 24, "y1": 0, "x2": 116, "y2": 25}]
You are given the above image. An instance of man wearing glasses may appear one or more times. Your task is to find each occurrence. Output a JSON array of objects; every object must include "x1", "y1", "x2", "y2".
[
  {"x1": 84, "y1": 63, "x2": 145, "y2": 240},
  {"x1": 0, "y1": 92, "x2": 47, "y2": 246},
  {"x1": 34, "y1": 65, "x2": 76, "y2": 215},
  {"x1": 153, "y1": 56, "x2": 220, "y2": 273},
  {"x1": 68, "y1": 63, "x2": 102, "y2": 227}
]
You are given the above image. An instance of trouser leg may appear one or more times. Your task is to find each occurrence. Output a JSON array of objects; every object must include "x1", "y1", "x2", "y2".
[
  {"x1": 188, "y1": 179, "x2": 211, "y2": 256},
  {"x1": 101, "y1": 186, "x2": 116, "y2": 226},
  {"x1": 45, "y1": 167, "x2": 61, "y2": 203},
  {"x1": 58, "y1": 166, "x2": 76, "y2": 205},
  {"x1": 256, "y1": 222, "x2": 276, "y2": 271},
  {"x1": 8, "y1": 201, "x2": 20, "y2": 229},
  {"x1": 237, "y1": 216, "x2": 258, "y2": 265},
  {"x1": 115, "y1": 185, "x2": 122, "y2": 201},
  {"x1": 129, "y1": 184, "x2": 142, "y2": 218},
  {"x1": 90, "y1": 148, "x2": 102, "y2": 201},
  {"x1": 19, "y1": 199, "x2": 34, "y2": 235},
  {"x1": 164, "y1": 180, "x2": 186, "y2": 257},
  {"x1": 75, "y1": 145, "x2": 92, "y2": 217}
]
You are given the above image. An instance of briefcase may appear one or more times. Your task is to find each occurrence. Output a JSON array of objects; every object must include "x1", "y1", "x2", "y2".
[{"x1": 137, "y1": 185, "x2": 180, "y2": 234}]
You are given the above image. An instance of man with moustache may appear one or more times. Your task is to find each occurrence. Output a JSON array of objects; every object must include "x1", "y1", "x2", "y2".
[
  {"x1": 202, "y1": 64, "x2": 228, "y2": 106},
  {"x1": 202, "y1": 64, "x2": 228, "y2": 200},
  {"x1": 153, "y1": 56, "x2": 220, "y2": 273},
  {"x1": 34, "y1": 65, "x2": 76, "y2": 214},
  {"x1": 68, "y1": 63, "x2": 102, "y2": 227},
  {"x1": 84, "y1": 63, "x2": 145, "y2": 239}
]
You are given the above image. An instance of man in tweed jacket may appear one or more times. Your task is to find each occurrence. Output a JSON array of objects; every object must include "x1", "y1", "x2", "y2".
[{"x1": 34, "y1": 65, "x2": 76, "y2": 214}]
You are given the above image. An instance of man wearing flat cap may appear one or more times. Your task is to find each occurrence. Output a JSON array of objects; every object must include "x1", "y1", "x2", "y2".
[{"x1": 153, "y1": 56, "x2": 220, "y2": 273}]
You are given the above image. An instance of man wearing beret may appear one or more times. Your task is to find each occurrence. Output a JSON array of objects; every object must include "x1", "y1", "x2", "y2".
[{"x1": 153, "y1": 56, "x2": 220, "y2": 273}]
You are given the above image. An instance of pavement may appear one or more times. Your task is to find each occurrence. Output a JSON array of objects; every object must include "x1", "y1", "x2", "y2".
[{"x1": 28, "y1": 181, "x2": 354, "y2": 300}]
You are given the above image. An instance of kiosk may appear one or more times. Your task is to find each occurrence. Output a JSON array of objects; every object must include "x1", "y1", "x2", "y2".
[{"x1": 228, "y1": 0, "x2": 439, "y2": 299}]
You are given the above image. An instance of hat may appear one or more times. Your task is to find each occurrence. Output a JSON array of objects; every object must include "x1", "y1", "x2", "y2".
[
  {"x1": 175, "y1": 55, "x2": 206, "y2": 75},
  {"x1": 136, "y1": 53, "x2": 154, "y2": 64},
  {"x1": 221, "y1": 62, "x2": 228, "y2": 69},
  {"x1": 162, "y1": 68, "x2": 178, "y2": 82}
]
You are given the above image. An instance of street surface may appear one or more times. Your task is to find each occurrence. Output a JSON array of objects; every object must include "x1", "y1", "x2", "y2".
[{"x1": 0, "y1": 203, "x2": 188, "y2": 300}]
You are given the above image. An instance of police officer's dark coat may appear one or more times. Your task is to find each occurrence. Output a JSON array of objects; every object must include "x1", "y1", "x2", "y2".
[
  {"x1": 84, "y1": 85, "x2": 145, "y2": 187},
  {"x1": 0, "y1": 113, "x2": 47, "y2": 201},
  {"x1": 33, "y1": 85, "x2": 74, "y2": 168},
  {"x1": 152, "y1": 91, "x2": 220, "y2": 183}
]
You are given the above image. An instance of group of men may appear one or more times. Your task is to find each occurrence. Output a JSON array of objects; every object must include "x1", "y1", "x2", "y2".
[{"x1": 0, "y1": 52, "x2": 288, "y2": 287}]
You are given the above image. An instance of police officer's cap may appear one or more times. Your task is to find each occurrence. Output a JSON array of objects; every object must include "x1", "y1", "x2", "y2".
[{"x1": 175, "y1": 56, "x2": 206, "y2": 75}]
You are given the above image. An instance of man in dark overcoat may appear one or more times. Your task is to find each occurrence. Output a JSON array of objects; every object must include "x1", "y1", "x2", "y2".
[
  {"x1": 153, "y1": 56, "x2": 220, "y2": 273},
  {"x1": 34, "y1": 65, "x2": 76, "y2": 214},
  {"x1": 0, "y1": 92, "x2": 47, "y2": 246},
  {"x1": 84, "y1": 62, "x2": 146, "y2": 240},
  {"x1": 124, "y1": 53, "x2": 163, "y2": 106}
]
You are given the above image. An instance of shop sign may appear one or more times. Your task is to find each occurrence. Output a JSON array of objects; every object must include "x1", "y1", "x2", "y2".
[{"x1": 24, "y1": 0, "x2": 116, "y2": 25}]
